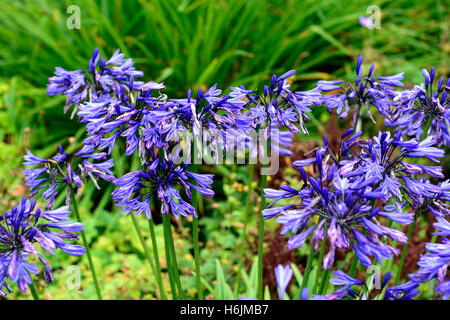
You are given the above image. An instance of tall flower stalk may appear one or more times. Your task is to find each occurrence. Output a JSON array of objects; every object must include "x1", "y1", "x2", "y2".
[
  {"x1": 234, "y1": 164, "x2": 255, "y2": 296},
  {"x1": 70, "y1": 192, "x2": 102, "y2": 300}
]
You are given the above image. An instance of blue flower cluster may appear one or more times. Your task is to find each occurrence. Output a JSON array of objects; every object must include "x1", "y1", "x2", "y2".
[
  {"x1": 0, "y1": 197, "x2": 85, "y2": 296},
  {"x1": 264, "y1": 130, "x2": 419, "y2": 269},
  {"x1": 14, "y1": 49, "x2": 449, "y2": 300},
  {"x1": 409, "y1": 216, "x2": 450, "y2": 299},
  {"x1": 263, "y1": 55, "x2": 449, "y2": 299},
  {"x1": 387, "y1": 68, "x2": 450, "y2": 146},
  {"x1": 317, "y1": 56, "x2": 405, "y2": 126},
  {"x1": 317, "y1": 57, "x2": 449, "y2": 148},
  {"x1": 112, "y1": 153, "x2": 214, "y2": 219},
  {"x1": 46, "y1": 49, "x2": 321, "y2": 219},
  {"x1": 24, "y1": 144, "x2": 115, "y2": 209},
  {"x1": 313, "y1": 270, "x2": 419, "y2": 300}
]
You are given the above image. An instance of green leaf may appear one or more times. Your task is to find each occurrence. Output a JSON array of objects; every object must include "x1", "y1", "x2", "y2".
[
  {"x1": 215, "y1": 259, "x2": 233, "y2": 300},
  {"x1": 290, "y1": 263, "x2": 303, "y2": 287}
]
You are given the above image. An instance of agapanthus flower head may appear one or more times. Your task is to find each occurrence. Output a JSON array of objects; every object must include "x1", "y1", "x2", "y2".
[
  {"x1": 313, "y1": 270, "x2": 419, "y2": 300},
  {"x1": 47, "y1": 67, "x2": 87, "y2": 109},
  {"x1": 339, "y1": 131, "x2": 445, "y2": 207},
  {"x1": 79, "y1": 78, "x2": 168, "y2": 157},
  {"x1": 231, "y1": 70, "x2": 321, "y2": 136},
  {"x1": 317, "y1": 56, "x2": 404, "y2": 125},
  {"x1": 47, "y1": 48, "x2": 167, "y2": 160},
  {"x1": 0, "y1": 197, "x2": 85, "y2": 296},
  {"x1": 48, "y1": 48, "x2": 145, "y2": 116},
  {"x1": 409, "y1": 216, "x2": 450, "y2": 299},
  {"x1": 112, "y1": 150, "x2": 214, "y2": 219},
  {"x1": 151, "y1": 85, "x2": 243, "y2": 150},
  {"x1": 263, "y1": 130, "x2": 410, "y2": 269},
  {"x1": 387, "y1": 67, "x2": 449, "y2": 146},
  {"x1": 407, "y1": 179, "x2": 450, "y2": 219},
  {"x1": 23, "y1": 144, "x2": 115, "y2": 208}
]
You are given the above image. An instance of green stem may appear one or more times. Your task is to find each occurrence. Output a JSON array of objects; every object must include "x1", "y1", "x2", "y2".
[
  {"x1": 162, "y1": 214, "x2": 183, "y2": 299},
  {"x1": 168, "y1": 222, "x2": 183, "y2": 299},
  {"x1": 257, "y1": 134, "x2": 271, "y2": 300},
  {"x1": 234, "y1": 164, "x2": 255, "y2": 297},
  {"x1": 257, "y1": 172, "x2": 267, "y2": 300},
  {"x1": 394, "y1": 217, "x2": 416, "y2": 286},
  {"x1": 29, "y1": 280, "x2": 39, "y2": 300},
  {"x1": 319, "y1": 269, "x2": 331, "y2": 295},
  {"x1": 313, "y1": 238, "x2": 327, "y2": 294},
  {"x1": 301, "y1": 242, "x2": 316, "y2": 290},
  {"x1": 162, "y1": 214, "x2": 178, "y2": 299},
  {"x1": 130, "y1": 214, "x2": 166, "y2": 299},
  {"x1": 131, "y1": 215, "x2": 156, "y2": 275},
  {"x1": 147, "y1": 218, "x2": 166, "y2": 300},
  {"x1": 192, "y1": 216, "x2": 202, "y2": 300},
  {"x1": 70, "y1": 192, "x2": 102, "y2": 300},
  {"x1": 354, "y1": 106, "x2": 363, "y2": 131},
  {"x1": 348, "y1": 253, "x2": 359, "y2": 278},
  {"x1": 190, "y1": 164, "x2": 203, "y2": 300},
  {"x1": 421, "y1": 116, "x2": 434, "y2": 141}
]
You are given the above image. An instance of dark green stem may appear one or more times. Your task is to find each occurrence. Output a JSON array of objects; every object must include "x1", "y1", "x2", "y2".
[
  {"x1": 257, "y1": 135, "x2": 271, "y2": 300},
  {"x1": 192, "y1": 216, "x2": 202, "y2": 299},
  {"x1": 421, "y1": 116, "x2": 433, "y2": 141},
  {"x1": 131, "y1": 215, "x2": 156, "y2": 275},
  {"x1": 147, "y1": 218, "x2": 167, "y2": 300},
  {"x1": 162, "y1": 213, "x2": 183, "y2": 299},
  {"x1": 168, "y1": 223, "x2": 183, "y2": 299},
  {"x1": 319, "y1": 269, "x2": 331, "y2": 295},
  {"x1": 313, "y1": 238, "x2": 327, "y2": 294},
  {"x1": 301, "y1": 241, "x2": 316, "y2": 290},
  {"x1": 394, "y1": 217, "x2": 416, "y2": 286},
  {"x1": 29, "y1": 280, "x2": 39, "y2": 300},
  {"x1": 258, "y1": 172, "x2": 267, "y2": 300},
  {"x1": 162, "y1": 213, "x2": 178, "y2": 299},
  {"x1": 70, "y1": 192, "x2": 103, "y2": 300},
  {"x1": 234, "y1": 164, "x2": 255, "y2": 296},
  {"x1": 190, "y1": 164, "x2": 203, "y2": 300},
  {"x1": 348, "y1": 253, "x2": 359, "y2": 278}
]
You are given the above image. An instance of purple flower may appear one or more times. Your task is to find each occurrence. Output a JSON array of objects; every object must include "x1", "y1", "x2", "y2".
[
  {"x1": 263, "y1": 131, "x2": 406, "y2": 269},
  {"x1": 317, "y1": 56, "x2": 404, "y2": 126},
  {"x1": 112, "y1": 152, "x2": 214, "y2": 219},
  {"x1": 47, "y1": 67, "x2": 87, "y2": 111},
  {"x1": 387, "y1": 67, "x2": 449, "y2": 146},
  {"x1": 0, "y1": 197, "x2": 85, "y2": 296},
  {"x1": 274, "y1": 264, "x2": 293, "y2": 299},
  {"x1": 231, "y1": 71, "x2": 321, "y2": 136},
  {"x1": 314, "y1": 271, "x2": 419, "y2": 300},
  {"x1": 23, "y1": 144, "x2": 115, "y2": 208},
  {"x1": 329, "y1": 270, "x2": 364, "y2": 291},
  {"x1": 340, "y1": 131, "x2": 444, "y2": 206},
  {"x1": 409, "y1": 217, "x2": 450, "y2": 299}
]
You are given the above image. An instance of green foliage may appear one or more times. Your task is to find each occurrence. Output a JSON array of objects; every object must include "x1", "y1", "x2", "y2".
[{"x1": 0, "y1": 0, "x2": 447, "y2": 300}]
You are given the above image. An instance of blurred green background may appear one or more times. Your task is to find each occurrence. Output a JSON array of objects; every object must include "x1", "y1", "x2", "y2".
[{"x1": 0, "y1": 0, "x2": 448, "y2": 299}]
